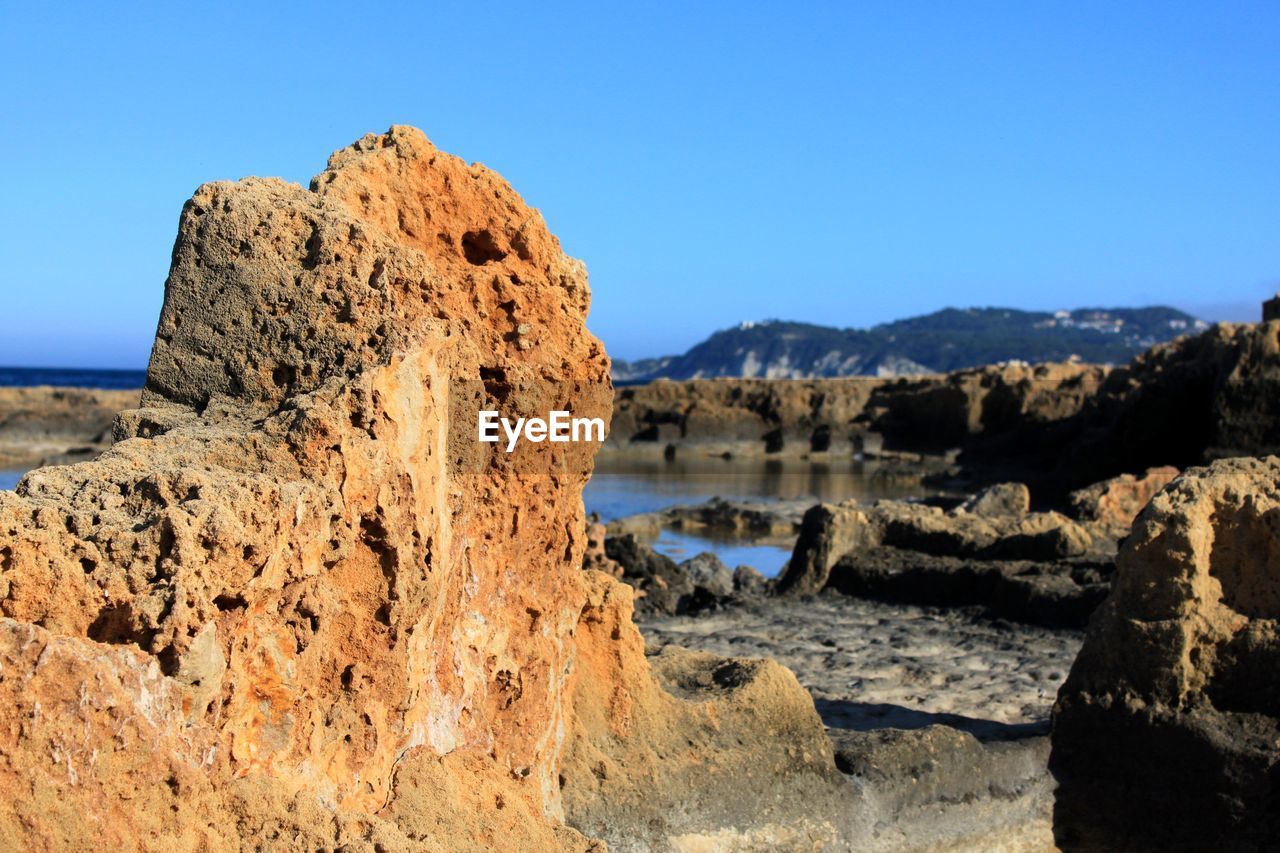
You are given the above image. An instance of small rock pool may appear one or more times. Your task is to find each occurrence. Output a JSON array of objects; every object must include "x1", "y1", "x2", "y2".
[{"x1": 584, "y1": 455, "x2": 931, "y2": 577}]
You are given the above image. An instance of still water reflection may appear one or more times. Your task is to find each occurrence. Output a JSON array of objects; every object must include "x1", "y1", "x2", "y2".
[
  {"x1": 583, "y1": 455, "x2": 926, "y2": 522},
  {"x1": 583, "y1": 455, "x2": 930, "y2": 577}
]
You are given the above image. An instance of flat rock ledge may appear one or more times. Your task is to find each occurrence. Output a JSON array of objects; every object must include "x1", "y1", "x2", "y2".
[{"x1": 774, "y1": 474, "x2": 1177, "y2": 629}]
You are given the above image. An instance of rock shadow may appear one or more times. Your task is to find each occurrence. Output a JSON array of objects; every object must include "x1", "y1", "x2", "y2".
[{"x1": 814, "y1": 697, "x2": 1048, "y2": 742}]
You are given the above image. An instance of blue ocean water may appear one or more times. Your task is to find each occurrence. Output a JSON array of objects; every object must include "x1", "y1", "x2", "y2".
[
  {"x1": 0, "y1": 366, "x2": 146, "y2": 390},
  {"x1": 0, "y1": 472, "x2": 20, "y2": 491}
]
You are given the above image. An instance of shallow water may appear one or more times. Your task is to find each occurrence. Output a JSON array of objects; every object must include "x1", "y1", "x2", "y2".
[
  {"x1": 583, "y1": 455, "x2": 926, "y2": 521},
  {"x1": 583, "y1": 455, "x2": 931, "y2": 576},
  {"x1": 651, "y1": 528, "x2": 795, "y2": 576},
  {"x1": 0, "y1": 471, "x2": 21, "y2": 491}
]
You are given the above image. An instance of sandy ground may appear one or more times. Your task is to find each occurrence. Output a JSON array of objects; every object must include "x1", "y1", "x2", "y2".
[{"x1": 640, "y1": 593, "x2": 1082, "y2": 737}]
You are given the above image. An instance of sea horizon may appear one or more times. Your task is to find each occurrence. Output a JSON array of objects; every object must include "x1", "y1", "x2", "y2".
[{"x1": 0, "y1": 365, "x2": 147, "y2": 390}]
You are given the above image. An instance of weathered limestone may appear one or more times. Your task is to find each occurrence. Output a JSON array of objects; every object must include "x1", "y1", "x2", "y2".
[
  {"x1": 1068, "y1": 465, "x2": 1180, "y2": 539},
  {"x1": 776, "y1": 497, "x2": 1094, "y2": 597},
  {"x1": 963, "y1": 322, "x2": 1280, "y2": 495},
  {"x1": 960, "y1": 481, "x2": 1031, "y2": 518},
  {"x1": 608, "y1": 320, "x2": 1280, "y2": 508},
  {"x1": 0, "y1": 125, "x2": 615, "y2": 846},
  {"x1": 607, "y1": 361, "x2": 1107, "y2": 459},
  {"x1": 1051, "y1": 457, "x2": 1280, "y2": 850},
  {"x1": 562, "y1": 573, "x2": 853, "y2": 850},
  {"x1": 0, "y1": 126, "x2": 891, "y2": 850}
]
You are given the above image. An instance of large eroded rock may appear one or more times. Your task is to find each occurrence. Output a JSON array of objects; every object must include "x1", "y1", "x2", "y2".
[
  {"x1": 0, "y1": 126, "x2": 876, "y2": 850},
  {"x1": 0, "y1": 125, "x2": 613, "y2": 848},
  {"x1": 1051, "y1": 456, "x2": 1280, "y2": 850}
]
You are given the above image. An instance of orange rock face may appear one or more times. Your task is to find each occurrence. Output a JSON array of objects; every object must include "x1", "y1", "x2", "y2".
[
  {"x1": 0, "y1": 127, "x2": 856, "y2": 849},
  {"x1": 1068, "y1": 465, "x2": 1180, "y2": 539},
  {"x1": 0, "y1": 127, "x2": 612, "y2": 846}
]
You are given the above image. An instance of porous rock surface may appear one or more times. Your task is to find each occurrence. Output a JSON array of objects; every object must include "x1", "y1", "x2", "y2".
[
  {"x1": 1051, "y1": 456, "x2": 1280, "y2": 850},
  {"x1": 0, "y1": 128, "x2": 841, "y2": 849},
  {"x1": 1067, "y1": 465, "x2": 1179, "y2": 539}
]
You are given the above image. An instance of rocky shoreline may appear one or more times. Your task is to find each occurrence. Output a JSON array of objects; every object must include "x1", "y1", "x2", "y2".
[
  {"x1": 0, "y1": 386, "x2": 139, "y2": 470},
  {"x1": 608, "y1": 321, "x2": 1280, "y2": 503},
  {"x1": 6, "y1": 359, "x2": 1279, "y2": 847},
  {"x1": 3, "y1": 128, "x2": 1280, "y2": 849},
  {"x1": 590, "y1": 466, "x2": 1173, "y2": 626}
]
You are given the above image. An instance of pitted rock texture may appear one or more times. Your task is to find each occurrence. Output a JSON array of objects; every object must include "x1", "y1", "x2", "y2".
[
  {"x1": 1051, "y1": 457, "x2": 1280, "y2": 850},
  {"x1": 0, "y1": 127, "x2": 876, "y2": 850},
  {"x1": 0, "y1": 126, "x2": 619, "y2": 847}
]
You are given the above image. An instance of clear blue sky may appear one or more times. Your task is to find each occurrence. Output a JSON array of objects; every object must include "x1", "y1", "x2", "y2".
[{"x1": 1, "y1": 2, "x2": 1277, "y2": 367}]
